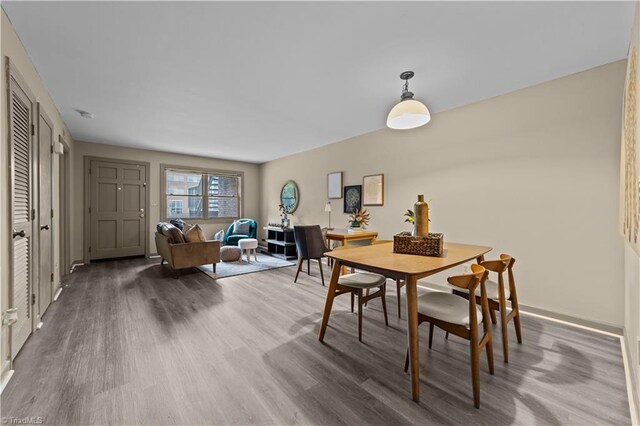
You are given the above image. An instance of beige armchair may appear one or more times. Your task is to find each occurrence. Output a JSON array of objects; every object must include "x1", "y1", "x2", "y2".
[{"x1": 155, "y1": 232, "x2": 220, "y2": 278}]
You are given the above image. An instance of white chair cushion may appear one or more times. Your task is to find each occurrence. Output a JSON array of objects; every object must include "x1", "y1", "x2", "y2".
[
  {"x1": 338, "y1": 272, "x2": 386, "y2": 289},
  {"x1": 417, "y1": 292, "x2": 482, "y2": 327},
  {"x1": 453, "y1": 279, "x2": 509, "y2": 300}
]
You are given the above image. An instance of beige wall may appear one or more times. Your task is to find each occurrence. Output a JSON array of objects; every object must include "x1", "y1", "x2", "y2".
[
  {"x1": 260, "y1": 60, "x2": 627, "y2": 328},
  {"x1": 623, "y1": 4, "x2": 640, "y2": 421},
  {"x1": 70, "y1": 141, "x2": 261, "y2": 262},
  {"x1": 1, "y1": 10, "x2": 75, "y2": 379}
]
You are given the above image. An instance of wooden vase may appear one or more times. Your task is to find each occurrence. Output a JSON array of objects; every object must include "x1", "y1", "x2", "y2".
[{"x1": 414, "y1": 194, "x2": 429, "y2": 237}]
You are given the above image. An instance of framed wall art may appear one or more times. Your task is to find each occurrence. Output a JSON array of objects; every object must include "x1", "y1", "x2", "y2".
[
  {"x1": 343, "y1": 185, "x2": 362, "y2": 213},
  {"x1": 327, "y1": 171, "x2": 343, "y2": 199},
  {"x1": 363, "y1": 174, "x2": 384, "y2": 206}
]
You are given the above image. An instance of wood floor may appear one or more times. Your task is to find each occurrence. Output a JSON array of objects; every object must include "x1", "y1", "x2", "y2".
[{"x1": 2, "y1": 257, "x2": 631, "y2": 425}]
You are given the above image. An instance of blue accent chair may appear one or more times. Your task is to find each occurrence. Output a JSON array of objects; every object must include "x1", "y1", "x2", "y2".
[{"x1": 224, "y1": 218, "x2": 257, "y2": 246}]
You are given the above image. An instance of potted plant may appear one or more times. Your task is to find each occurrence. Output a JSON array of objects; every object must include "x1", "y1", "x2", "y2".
[
  {"x1": 279, "y1": 204, "x2": 291, "y2": 228},
  {"x1": 348, "y1": 208, "x2": 370, "y2": 231}
]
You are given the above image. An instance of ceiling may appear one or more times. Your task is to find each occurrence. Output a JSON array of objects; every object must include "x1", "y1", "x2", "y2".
[{"x1": 2, "y1": 1, "x2": 634, "y2": 163}]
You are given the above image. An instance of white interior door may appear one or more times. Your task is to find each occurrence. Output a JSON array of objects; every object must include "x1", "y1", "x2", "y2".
[{"x1": 37, "y1": 105, "x2": 53, "y2": 319}]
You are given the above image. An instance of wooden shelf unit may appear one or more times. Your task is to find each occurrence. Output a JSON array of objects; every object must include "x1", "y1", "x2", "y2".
[{"x1": 265, "y1": 227, "x2": 297, "y2": 260}]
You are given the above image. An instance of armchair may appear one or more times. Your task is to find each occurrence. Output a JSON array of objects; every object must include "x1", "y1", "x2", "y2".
[{"x1": 224, "y1": 218, "x2": 257, "y2": 246}]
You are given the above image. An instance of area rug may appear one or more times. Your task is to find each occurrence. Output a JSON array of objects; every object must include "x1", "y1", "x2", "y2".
[{"x1": 197, "y1": 252, "x2": 296, "y2": 279}]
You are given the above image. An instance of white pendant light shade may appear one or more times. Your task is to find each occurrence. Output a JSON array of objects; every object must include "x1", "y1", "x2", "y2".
[
  {"x1": 387, "y1": 71, "x2": 431, "y2": 130},
  {"x1": 386, "y1": 99, "x2": 431, "y2": 130}
]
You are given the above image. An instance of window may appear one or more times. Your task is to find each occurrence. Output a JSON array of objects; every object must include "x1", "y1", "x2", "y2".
[
  {"x1": 162, "y1": 165, "x2": 242, "y2": 221},
  {"x1": 168, "y1": 200, "x2": 184, "y2": 216}
]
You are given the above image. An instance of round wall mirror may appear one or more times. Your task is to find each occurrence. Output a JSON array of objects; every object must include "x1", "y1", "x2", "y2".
[{"x1": 280, "y1": 180, "x2": 299, "y2": 213}]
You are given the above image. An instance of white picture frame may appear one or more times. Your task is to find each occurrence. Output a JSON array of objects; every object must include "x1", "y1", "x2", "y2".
[{"x1": 327, "y1": 171, "x2": 343, "y2": 199}]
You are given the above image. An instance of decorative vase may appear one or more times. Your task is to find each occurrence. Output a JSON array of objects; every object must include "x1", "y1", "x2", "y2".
[
  {"x1": 349, "y1": 220, "x2": 361, "y2": 229},
  {"x1": 282, "y1": 215, "x2": 290, "y2": 228},
  {"x1": 414, "y1": 194, "x2": 429, "y2": 237}
]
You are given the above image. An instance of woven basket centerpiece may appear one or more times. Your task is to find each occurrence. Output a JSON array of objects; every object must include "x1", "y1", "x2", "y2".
[{"x1": 393, "y1": 232, "x2": 444, "y2": 257}]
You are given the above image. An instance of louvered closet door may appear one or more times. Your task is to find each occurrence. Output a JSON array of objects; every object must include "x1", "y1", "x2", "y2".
[{"x1": 9, "y1": 69, "x2": 35, "y2": 359}]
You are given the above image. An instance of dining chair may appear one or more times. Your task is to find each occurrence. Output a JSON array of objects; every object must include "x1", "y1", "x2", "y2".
[
  {"x1": 293, "y1": 225, "x2": 331, "y2": 286},
  {"x1": 362, "y1": 240, "x2": 405, "y2": 319},
  {"x1": 329, "y1": 245, "x2": 389, "y2": 342},
  {"x1": 452, "y1": 254, "x2": 522, "y2": 362},
  {"x1": 404, "y1": 264, "x2": 494, "y2": 408}
]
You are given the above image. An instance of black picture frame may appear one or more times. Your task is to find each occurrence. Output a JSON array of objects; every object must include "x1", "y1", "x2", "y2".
[{"x1": 343, "y1": 185, "x2": 362, "y2": 213}]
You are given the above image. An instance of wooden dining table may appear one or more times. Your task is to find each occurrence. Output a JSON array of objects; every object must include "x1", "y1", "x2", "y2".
[{"x1": 319, "y1": 241, "x2": 492, "y2": 402}]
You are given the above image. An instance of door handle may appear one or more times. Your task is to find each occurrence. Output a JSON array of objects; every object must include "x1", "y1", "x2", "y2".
[
  {"x1": 139, "y1": 214, "x2": 145, "y2": 218},
  {"x1": 13, "y1": 230, "x2": 25, "y2": 239},
  {"x1": 40, "y1": 225, "x2": 50, "y2": 231}
]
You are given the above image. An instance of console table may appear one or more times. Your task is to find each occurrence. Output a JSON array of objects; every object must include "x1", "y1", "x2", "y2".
[{"x1": 265, "y1": 227, "x2": 297, "y2": 260}]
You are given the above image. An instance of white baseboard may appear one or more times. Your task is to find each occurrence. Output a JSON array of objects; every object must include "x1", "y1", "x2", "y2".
[
  {"x1": 70, "y1": 261, "x2": 84, "y2": 273},
  {"x1": 622, "y1": 331, "x2": 640, "y2": 425},
  {"x1": 0, "y1": 366, "x2": 13, "y2": 395},
  {"x1": 53, "y1": 287, "x2": 63, "y2": 302}
]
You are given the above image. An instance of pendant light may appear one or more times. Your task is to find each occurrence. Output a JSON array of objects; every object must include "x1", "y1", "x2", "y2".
[{"x1": 386, "y1": 71, "x2": 431, "y2": 130}]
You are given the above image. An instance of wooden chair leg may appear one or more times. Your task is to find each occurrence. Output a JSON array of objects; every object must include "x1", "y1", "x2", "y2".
[
  {"x1": 396, "y1": 280, "x2": 402, "y2": 319},
  {"x1": 512, "y1": 302, "x2": 523, "y2": 344},
  {"x1": 253, "y1": 249, "x2": 258, "y2": 262},
  {"x1": 294, "y1": 258, "x2": 303, "y2": 283},
  {"x1": 160, "y1": 258, "x2": 165, "y2": 264},
  {"x1": 482, "y1": 304, "x2": 495, "y2": 375},
  {"x1": 514, "y1": 314, "x2": 523, "y2": 344},
  {"x1": 317, "y1": 259, "x2": 325, "y2": 286},
  {"x1": 471, "y1": 342, "x2": 481, "y2": 409},
  {"x1": 404, "y1": 349, "x2": 409, "y2": 373},
  {"x1": 213, "y1": 263, "x2": 216, "y2": 273},
  {"x1": 445, "y1": 331, "x2": 449, "y2": 340},
  {"x1": 350, "y1": 292, "x2": 355, "y2": 313},
  {"x1": 364, "y1": 288, "x2": 370, "y2": 307},
  {"x1": 500, "y1": 307, "x2": 509, "y2": 363},
  {"x1": 489, "y1": 307, "x2": 497, "y2": 324},
  {"x1": 486, "y1": 335, "x2": 495, "y2": 375},
  {"x1": 307, "y1": 259, "x2": 310, "y2": 275},
  {"x1": 380, "y1": 284, "x2": 389, "y2": 327},
  {"x1": 357, "y1": 289, "x2": 364, "y2": 342},
  {"x1": 428, "y1": 323, "x2": 434, "y2": 349}
]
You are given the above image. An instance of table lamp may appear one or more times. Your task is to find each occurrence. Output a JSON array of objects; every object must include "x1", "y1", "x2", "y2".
[{"x1": 324, "y1": 202, "x2": 332, "y2": 229}]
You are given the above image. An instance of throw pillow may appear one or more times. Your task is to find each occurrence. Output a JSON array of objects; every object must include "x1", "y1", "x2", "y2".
[
  {"x1": 182, "y1": 222, "x2": 195, "y2": 234},
  {"x1": 214, "y1": 229, "x2": 225, "y2": 242},
  {"x1": 232, "y1": 220, "x2": 250, "y2": 235},
  {"x1": 184, "y1": 224, "x2": 206, "y2": 243},
  {"x1": 170, "y1": 218, "x2": 186, "y2": 230},
  {"x1": 160, "y1": 223, "x2": 186, "y2": 244}
]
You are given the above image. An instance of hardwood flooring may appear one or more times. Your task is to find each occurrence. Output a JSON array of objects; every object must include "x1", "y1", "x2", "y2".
[{"x1": 1, "y1": 257, "x2": 631, "y2": 425}]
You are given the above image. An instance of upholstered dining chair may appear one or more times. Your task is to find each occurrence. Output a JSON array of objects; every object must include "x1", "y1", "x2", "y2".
[
  {"x1": 328, "y1": 245, "x2": 389, "y2": 342},
  {"x1": 362, "y1": 240, "x2": 405, "y2": 319},
  {"x1": 452, "y1": 254, "x2": 522, "y2": 362},
  {"x1": 293, "y1": 225, "x2": 331, "y2": 286},
  {"x1": 405, "y1": 264, "x2": 494, "y2": 408}
]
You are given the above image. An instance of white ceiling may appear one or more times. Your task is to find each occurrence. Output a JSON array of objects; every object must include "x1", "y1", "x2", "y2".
[{"x1": 2, "y1": 1, "x2": 634, "y2": 163}]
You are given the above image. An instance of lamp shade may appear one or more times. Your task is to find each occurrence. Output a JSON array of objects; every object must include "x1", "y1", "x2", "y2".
[
  {"x1": 386, "y1": 99, "x2": 431, "y2": 130},
  {"x1": 324, "y1": 202, "x2": 332, "y2": 212}
]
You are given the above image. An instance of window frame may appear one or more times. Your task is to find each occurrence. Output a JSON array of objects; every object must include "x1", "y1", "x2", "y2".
[{"x1": 160, "y1": 164, "x2": 243, "y2": 223}]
